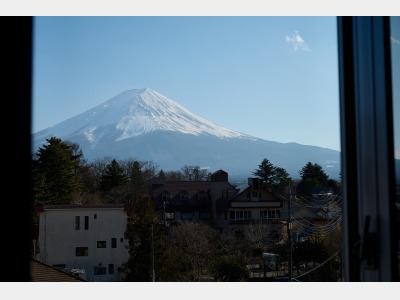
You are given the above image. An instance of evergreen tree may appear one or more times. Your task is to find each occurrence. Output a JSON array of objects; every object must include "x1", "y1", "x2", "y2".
[
  {"x1": 32, "y1": 137, "x2": 83, "y2": 204},
  {"x1": 253, "y1": 158, "x2": 276, "y2": 186},
  {"x1": 99, "y1": 159, "x2": 128, "y2": 203},
  {"x1": 78, "y1": 156, "x2": 115, "y2": 204},
  {"x1": 297, "y1": 162, "x2": 330, "y2": 197},
  {"x1": 122, "y1": 159, "x2": 158, "y2": 204},
  {"x1": 119, "y1": 195, "x2": 163, "y2": 281},
  {"x1": 157, "y1": 169, "x2": 166, "y2": 179},
  {"x1": 253, "y1": 158, "x2": 292, "y2": 195},
  {"x1": 100, "y1": 159, "x2": 127, "y2": 192},
  {"x1": 123, "y1": 160, "x2": 146, "y2": 204},
  {"x1": 273, "y1": 167, "x2": 292, "y2": 194}
]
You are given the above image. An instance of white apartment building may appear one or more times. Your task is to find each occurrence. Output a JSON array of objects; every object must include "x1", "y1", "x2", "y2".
[{"x1": 34, "y1": 204, "x2": 132, "y2": 282}]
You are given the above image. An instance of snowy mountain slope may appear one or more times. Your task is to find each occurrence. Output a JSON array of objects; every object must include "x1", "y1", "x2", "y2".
[
  {"x1": 33, "y1": 88, "x2": 255, "y2": 148},
  {"x1": 32, "y1": 88, "x2": 341, "y2": 181}
]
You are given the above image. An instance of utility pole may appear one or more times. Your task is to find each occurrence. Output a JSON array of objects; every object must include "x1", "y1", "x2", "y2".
[
  {"x1": 163, "y1": 200, "x2": 168, "y2": 227},
  {"x1": 287, "y1": 183, "x2": 292, "y2": 282},
  {"x1": 151, "y1": 224, "x2": 155, "y2": 282}
]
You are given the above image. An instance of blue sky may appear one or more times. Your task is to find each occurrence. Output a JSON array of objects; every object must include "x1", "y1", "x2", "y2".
[
  {"x1": 33, "y1": 16, "x2": 341, "y2": 150},
  {"x1": 391, "y1": 17, "x2": 400, "y2": 159}
]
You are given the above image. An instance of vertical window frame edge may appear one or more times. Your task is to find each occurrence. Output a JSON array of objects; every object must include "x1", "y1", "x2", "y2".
[{"x1": 337, "y1": 16, "x2": 398, "y2": 281}]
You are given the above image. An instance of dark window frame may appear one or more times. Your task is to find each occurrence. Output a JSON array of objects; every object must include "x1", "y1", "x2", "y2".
[
  {"x1": 181, "y1": 212, "x2": 194, "y2": 220},
  {"x1": 93, "y1": 266, "x2": 106, "y2": 275},
  {"x1": 75, "y1": 247, "x2": 88, "y2": 257},
  {"x1": 97, "y1": 241, "x2": 106, "y2": 248},
  {"x1": 230, "y1": 210, "x2": 252, "y2": 221},
  {"x1": 199, "y1": 211, "x2": 211, "y2": 219},
  {"x1": 337, "y1": 16, "x2": 398, "y2": 281},
  {"x1": 75, "y1": 216, "x2": 80, "y2": 230},
  {"x1": 108, "y1": 264, "x2": 114, "y2": 275},
  {"x1": 111, "y1": 238, "x2": 117, "y2": 248}
]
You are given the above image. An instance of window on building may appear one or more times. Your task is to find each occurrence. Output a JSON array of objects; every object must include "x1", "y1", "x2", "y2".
[
  {"x1": 198, "y1": 191, "x2": 210, "y2": 205},
  {"x1": 94, "y1": 214, "x2": 97, "y2": 219},
  {"x1": 165, "y1": 212, "x2": 175, "y2": 220},
  {"x1": 84, "y1": 216, "x2": 89, "y2": 230},
  {"x1": 230, "y1": 210, "x2": 252, "y2": 221},
  {"x1": 199, "y1": 211, "x2": 211, "y2": 219},
  {"x1": 97, "y1": 241, "x2": 106, "y2": 248},
  {"x1": 111, "y1": 238, "x2": 117, "y2": 248},
  {"x1": 120, "y1": 238, "x2": 124, "y2": 243},
  {"x1": 75, "y1": 216, "x2": 80, "y2": 230},
  {"x1": 108, "y1": 264, "x2": 114, "y2": 275},
  {"x1": 181, "y1": 212, "x2": 194, "y2": 220},
  {"x1": 180, "y1": 190, "x2": 190, "y2": 202},
  {"x1": 75, "y1": 247, "x2": 88, "y2": 256},
  {"x1": 260, "y1": 210, "x2": 276, "y2": 219},
  {"x1": 260, "y1": 210, "x2": 267, "y2": 219},
  {"x1": 93, "y1": 266, "x2": 106, "y2": 275}
]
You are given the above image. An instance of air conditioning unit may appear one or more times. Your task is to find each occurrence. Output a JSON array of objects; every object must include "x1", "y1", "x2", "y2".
[{"x1": 70, "y1": 268, "x2": 87, "y2": 281}]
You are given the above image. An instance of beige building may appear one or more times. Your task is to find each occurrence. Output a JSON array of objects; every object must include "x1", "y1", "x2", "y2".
[{"x1": 225, "y1": 178, "x2": 283, "y2": 239}]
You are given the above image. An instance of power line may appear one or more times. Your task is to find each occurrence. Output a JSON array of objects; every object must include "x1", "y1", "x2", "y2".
[{"x1": 292, "y1": 249, "x2": 342, "y2": 281}]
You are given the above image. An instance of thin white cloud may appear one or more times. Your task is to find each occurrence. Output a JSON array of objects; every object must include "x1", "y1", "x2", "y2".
[
  {"x1": 285, "y1": 31, "x2": 311, "y2": 52},
  {"x1": 391, "y1": 36, "x2": 400, "y2": 45}
]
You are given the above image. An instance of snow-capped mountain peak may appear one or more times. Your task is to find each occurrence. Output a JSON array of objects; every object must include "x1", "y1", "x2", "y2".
[
  {"x1": 113, "y1": 87, "x2": 252, "y2": 140},
  {"x1": 34, "y1": 88, "x2": 255, "y2": 145}
]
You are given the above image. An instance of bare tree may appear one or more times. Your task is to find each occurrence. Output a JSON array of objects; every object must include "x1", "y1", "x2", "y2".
[
  {"x1": 163, "y1": 170, "x2": 183, "y2": 181},
  {"x1": 180, "y1": 165, "x2": 209, "y2": 181},
  {"x1": 241, "y1": 222, "x2": 280, "y2": 250},
  {"x1": 168, "y1": 221, "x2": 219, "y2": 280}
]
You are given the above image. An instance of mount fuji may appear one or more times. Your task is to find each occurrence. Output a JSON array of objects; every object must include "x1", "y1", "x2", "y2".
[{"x1": 32, "y1": 88, "x2": 341, "y2": 182}]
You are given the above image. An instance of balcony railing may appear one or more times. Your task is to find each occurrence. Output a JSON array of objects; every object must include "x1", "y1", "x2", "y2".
[{"x1": 229, "y1": 218, "x2": 281, "y2": 224}]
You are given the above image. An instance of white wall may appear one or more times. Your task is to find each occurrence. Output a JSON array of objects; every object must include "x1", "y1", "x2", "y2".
[{"x1": 38, "y1": 206, "x2": 129, "y2": 281}]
